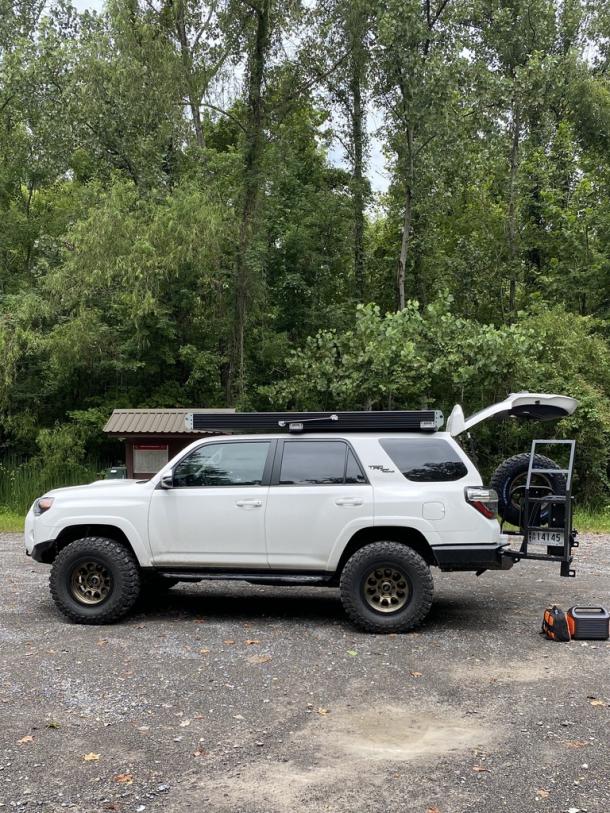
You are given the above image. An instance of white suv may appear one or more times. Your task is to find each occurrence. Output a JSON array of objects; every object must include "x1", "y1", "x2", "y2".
[{"x1": 24, "y1": 393, "x2": 577, "y2": 633}]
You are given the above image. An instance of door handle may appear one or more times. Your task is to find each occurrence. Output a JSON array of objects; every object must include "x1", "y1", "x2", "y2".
[
  {"x1": 335, "y1": 497, "x2": 363, "y2": 506},
  {"x1": 235, "y1": 499, "x2": 263, "y2": 508}
]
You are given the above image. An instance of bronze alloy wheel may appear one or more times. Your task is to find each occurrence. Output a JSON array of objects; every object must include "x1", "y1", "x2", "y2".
[
  {"x1": 363, "y1": 565, "x2": 410, "y2": 613},
  {"x1": 70, "y1": 560, "x2": 113, "y2": 605}
]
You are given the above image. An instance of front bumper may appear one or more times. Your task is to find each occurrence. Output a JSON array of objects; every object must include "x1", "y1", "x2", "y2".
[
  {"x1": 29, "y1": 538, "x2": 58, "y2": 564},
  {"x1": 433, "y1": 543, "x2": 514, "y2": 572},
  {"x1": 25, "y1": 509, "x2": 58, "y2": 563}
]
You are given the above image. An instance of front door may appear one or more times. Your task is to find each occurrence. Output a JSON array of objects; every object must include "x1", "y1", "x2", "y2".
[{"x1": 148, "y1": 439, "x2": 273, "y2": 568}]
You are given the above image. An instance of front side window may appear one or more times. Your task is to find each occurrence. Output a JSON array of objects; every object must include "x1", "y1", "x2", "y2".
[
  {"x1": 379, "y1": 439, "x2": 468, "y2": 482},
  {"x1": 173, "y1": 441, "x2": 270, "y2": 487},
  {"x1": 279, "y1": 441, "x2": 366, "y2": 485}
]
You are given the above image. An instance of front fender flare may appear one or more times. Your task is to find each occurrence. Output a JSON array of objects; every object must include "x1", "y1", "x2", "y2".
[{"x1": 43, "y1": 515, "x2": 153, "y2": 566}]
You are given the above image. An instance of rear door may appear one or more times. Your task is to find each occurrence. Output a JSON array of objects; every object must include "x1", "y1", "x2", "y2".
[{"x1": 264, "y1": 439, "x2": 373, "y2": 570}]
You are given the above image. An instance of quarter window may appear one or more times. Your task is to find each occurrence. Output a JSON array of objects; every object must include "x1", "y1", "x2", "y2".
[
  {"x1": 279, "y1": 441, "x2": 366, "y2": 485},
  {"x1": 345, "y1": 448, "x2": 367, "y2": 484},
  {"x1": 173, "y1": 441, "x2": 270, "y2": 487},
  {"x1": 379, "y1": 439, "x2": 468, "y2": 482}
]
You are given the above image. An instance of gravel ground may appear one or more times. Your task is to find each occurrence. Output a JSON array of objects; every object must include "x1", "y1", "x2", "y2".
[{"x1": 1, "y1": 532, "x2": 609, "y2": 813}]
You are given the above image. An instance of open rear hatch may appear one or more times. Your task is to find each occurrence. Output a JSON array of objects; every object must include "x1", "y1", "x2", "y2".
[
  {"x1": 447, "y1": 393, "x2": 580, "y2": 579},
  {"x1": 446, "y1": 392, "x2": 578, "y2": 437}
]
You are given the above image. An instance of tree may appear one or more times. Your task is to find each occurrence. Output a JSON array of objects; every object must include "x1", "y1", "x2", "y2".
[
  {"x1": 374, "y1": 0, "x2": 464, "y2": 309},
  {"x1": 308, "y1": 0, "x2": 374, "y2": 300}
]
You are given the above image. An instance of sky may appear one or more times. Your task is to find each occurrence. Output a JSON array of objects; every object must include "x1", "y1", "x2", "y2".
[
  {"x1": 73, "y1": 0, "x2": 104, "y2": 9},
  {"x1": 69, "y1": 0, "x2": 390, "y2": 193}
]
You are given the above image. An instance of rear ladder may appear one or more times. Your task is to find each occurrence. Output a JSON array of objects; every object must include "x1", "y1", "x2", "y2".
[{"x1": 503, "y1": 439, "x2": 578, "y2": 577}]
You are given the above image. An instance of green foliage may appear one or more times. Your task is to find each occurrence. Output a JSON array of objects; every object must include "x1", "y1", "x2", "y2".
[
  {"x1": 264, "y1": 300, "x2": 610, "y2": 499},
  {"x1": 573, "y1": 506, "x2": 610, "y2": 534},
  {"x1": 0, "y1": 510, "x2": 24, "y2": 533},
  {"x1": 2, "y1": 0, "x2": 610, "y2": 511},
  {"x1": 0, "y1": 458, "x2": 101, "y2": 515}
]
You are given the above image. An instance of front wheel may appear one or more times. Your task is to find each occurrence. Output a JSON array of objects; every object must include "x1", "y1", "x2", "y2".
[
  {"x1": 50, "y1": 537, "x2": 141, "y2": 624},
  {"x1": 339, "y1": 542, "x2": 434, "y2": 633}
]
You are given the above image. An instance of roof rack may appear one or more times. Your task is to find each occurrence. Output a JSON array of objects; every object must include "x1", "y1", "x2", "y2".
[{"x1": 184, "y1": 410, "x2": 444, "y2": 434}]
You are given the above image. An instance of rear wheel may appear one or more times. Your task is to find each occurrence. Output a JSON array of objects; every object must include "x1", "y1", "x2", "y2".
[
  {"x1": 340, "y1": 542, "x2": 433, "y2": 633},
  {"x1": 491, "y1": 453, "x2": 565, "y2": 526},
  {"x1": 50, "y1": 537, "x2": 141, "y2": 624}
]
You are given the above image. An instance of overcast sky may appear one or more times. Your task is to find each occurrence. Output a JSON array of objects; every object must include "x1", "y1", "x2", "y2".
[{"x1": 73, "y1": 0, "x2": 104, "y2": 9}]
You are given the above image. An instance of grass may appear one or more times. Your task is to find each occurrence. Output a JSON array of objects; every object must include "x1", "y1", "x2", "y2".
[
  {"x1": 0, "y1": 510, "x2": 25, "y2": 533},
  {"x1": 0, "y1": 457, "x2": 102, "y2": 534},
  {"x1": 573, "y1": 507, "x2": 610, "y2": 534},
  {"x1": 0, "y1": 458, "x2": 101, "y2": 515}
]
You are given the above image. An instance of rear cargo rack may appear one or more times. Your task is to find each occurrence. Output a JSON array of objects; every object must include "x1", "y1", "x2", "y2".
[
  {"x1": 185, "y1": 410, "x2": 444, "y2": 434},
  {"x1": 503, "y1": 439, "x2": 578, "y2": 577}
]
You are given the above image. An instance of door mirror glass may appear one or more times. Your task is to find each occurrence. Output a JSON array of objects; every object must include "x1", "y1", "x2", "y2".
[{"x1": 160, "y1": 473, "x2": 174, "y2": 489}]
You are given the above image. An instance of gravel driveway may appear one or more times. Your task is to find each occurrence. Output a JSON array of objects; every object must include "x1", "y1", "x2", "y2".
[{"x1": 1, "y1": 532, "x2": 609, "y2": 813}]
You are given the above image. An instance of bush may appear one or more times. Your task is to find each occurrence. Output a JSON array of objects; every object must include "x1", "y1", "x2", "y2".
[
  {"x1": 262, "y1": 300, "x2": 610, "y2": 501},
  {"x1": 0, "y1": 458, "x2": 101, "y2": 515}
]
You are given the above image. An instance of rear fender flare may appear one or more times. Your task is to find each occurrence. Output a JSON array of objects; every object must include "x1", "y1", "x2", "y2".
[{"x1": 327, "y1": 519, "x2": 441, "y2": 571}]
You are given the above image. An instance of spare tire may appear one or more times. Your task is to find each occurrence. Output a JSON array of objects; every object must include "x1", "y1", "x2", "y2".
[{"x1": 490, "y1": 452, "x2": 566, "y2": 526}]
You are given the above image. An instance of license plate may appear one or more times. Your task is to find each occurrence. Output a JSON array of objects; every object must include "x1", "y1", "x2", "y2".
[{"x1": 528, "y1": 530, "x2": 564, "y2": 546}]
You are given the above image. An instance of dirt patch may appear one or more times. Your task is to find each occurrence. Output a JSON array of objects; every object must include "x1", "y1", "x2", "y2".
[
  {"x1": 192, "y1": 762, "x2": 350, "y2": 813},
  {"x1": 327, "y1": 705, "x2": 491, "y2": 761},
  {"x1": 192, "y1": 705, "x2": 493, "y2": 811}
]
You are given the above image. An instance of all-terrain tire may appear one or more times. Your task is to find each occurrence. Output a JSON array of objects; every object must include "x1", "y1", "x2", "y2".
[
  {"x1": 340, "y1": 542, "x2": 434, "y2": 634},
  {"x1": 490, "y1": 453, "x2": 565, "y2": 526},
  {"x1": 50, "y1": 537, "x2": 141, "y2": 624}
]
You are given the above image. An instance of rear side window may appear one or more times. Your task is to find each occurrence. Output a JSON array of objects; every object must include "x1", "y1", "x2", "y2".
[
  {"x1": 379, "y1": 439, "x2": 468, "y2": 482},
  {"x1": 279, "y1": 441, "x2": 366, "y2": 485}
]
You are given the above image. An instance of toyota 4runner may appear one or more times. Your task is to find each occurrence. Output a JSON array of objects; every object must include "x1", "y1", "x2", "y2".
[{"x1": 24, "y1": 392, "x2": 578, "y2": 633}]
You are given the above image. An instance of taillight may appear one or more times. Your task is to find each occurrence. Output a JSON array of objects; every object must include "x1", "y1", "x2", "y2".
[{"x1": 465, "y1": 487, "x2": 498, "y2": 519}]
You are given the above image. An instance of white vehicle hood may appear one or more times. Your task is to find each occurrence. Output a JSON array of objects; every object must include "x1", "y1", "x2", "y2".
[
  {"x1": 446, "y1": 392, "x2": 578, "y2": 437},
  {"x1": 44, "y1": 479, "x2": 145, "y2": 498}
]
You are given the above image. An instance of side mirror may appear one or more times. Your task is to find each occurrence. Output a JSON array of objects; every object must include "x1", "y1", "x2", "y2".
[{"x1": 160, "y1": 473, "x2": 174, "y2": 489}]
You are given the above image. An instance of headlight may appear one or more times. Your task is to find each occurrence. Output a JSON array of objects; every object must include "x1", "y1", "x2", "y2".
[{"x1": 33, "y1": 497, "x2": 54, "y2": 516}]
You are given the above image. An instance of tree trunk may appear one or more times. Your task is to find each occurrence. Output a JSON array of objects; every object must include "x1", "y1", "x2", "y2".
[
  {"x1": 397, "y1": 125, "x2": 414, "y2": 310},
  {"x1": 507, "y1": 100, "x2": 520, "y2": 315},
  {"x1": 175, "y1": 0, "x2": 205, "y2": 149},
  {"x1": 350, "y1": 43, "x2": 365, "y2": 300},
  {"x1": 228, "y1": 0, "x2": 271, "y2": 401}
]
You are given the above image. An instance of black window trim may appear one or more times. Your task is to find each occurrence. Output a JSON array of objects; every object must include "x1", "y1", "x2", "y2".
[
  {"x1": 270, "y1": 438, "x2": 369, "y2": 487},
  {"x1": 166, "y1": 438, "x2": 277, "y2": 489}
]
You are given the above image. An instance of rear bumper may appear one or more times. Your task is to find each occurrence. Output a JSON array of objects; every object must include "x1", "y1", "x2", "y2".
[{"x1": 433, "y1": 543, "x2": 514, "y2": 572}]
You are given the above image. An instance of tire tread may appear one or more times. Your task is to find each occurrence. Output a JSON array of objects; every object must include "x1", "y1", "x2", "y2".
[
  {"x1": 490, "y1": 453, "x2": 565, "y2": 525},
  {"x1": 50, "y1": 536, "x2": 140, "y2": 625},
  {"x1": 340, "y1": 541, "x2": 433, "y2": 633}
]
